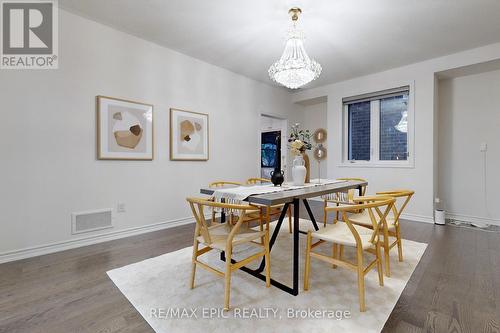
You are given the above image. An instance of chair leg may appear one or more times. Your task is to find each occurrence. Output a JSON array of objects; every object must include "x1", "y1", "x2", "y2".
[
  {"x1": 190, "y1": 239, "x2": 199, "y2": 289},
  {"x1": 258, "y1": 207, "x2": 264, "y2": 232},
  {"x1": 303, "y1": 231, "x2": 312, "y2": 291},
  {"x1": 332, "y1": 243, "x2": 338, "y2": 269},
  {"x1": 339, "y1": 245, "x2": 344, "y2": 261},
  {"x1": 356, "y1": 247, "x2": 366, "y2": 312},
  {"x1": 375, "y1": 243, "x2": 384, "y2": 287},
  {"x1": 288, "y1": 205, "x2": 292, "y2": 233},
  {"x1": 266, "y1": 208, "x2": 271, "y2": 232},
  {"x1": 396, "y1": 225, "x2": 403, "y2": 262},
  {"x1": 382, "y1": 228, "x2": 391, "y2": 277},
  {"x1": 224, "y1": 246, "x2": 233, "y2": 311},
  {"x1": 323, "y1": 200, "x2": 327, "y2": 227},
  {"x1": 264, "y1": 230, "x2": 271, "y2": 288}
]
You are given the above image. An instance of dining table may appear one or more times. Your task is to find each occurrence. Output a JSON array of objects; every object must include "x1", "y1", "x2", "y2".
[{"x1": 200, "y1": 179, "x2": 368, "y2": 296}]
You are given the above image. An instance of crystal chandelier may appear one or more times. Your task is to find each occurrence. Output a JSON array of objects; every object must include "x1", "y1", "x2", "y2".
[{"x1": 268, "y1": 8, "x2": 322, "y2": 89}]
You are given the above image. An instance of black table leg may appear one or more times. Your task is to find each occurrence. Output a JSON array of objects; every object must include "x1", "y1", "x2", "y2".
[
  {"x1": 220, "y1": 199, "x2": 301, "y2": 296},
  {"x1": 222, "y1": 202, "x2": 290, "y2": 273},
  {"x1": 219, "y1": 201, "x2": 226, "y2": 261},
  {"x1": 292, "y1": 198, "x2": 300, "y2": 295},
  {"x1": 302, "y1": 199, "x2": 319, "y2": 231},
  {"x1": 252, "y1": 203, "x2": 290, "y2": 273}
]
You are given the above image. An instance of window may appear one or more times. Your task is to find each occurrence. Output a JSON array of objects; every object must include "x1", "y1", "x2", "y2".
[
  {"x1": 348, "y1": 101, "x2": 371, "y2": 161},
  {"x1": 380, "y1": 94, "x2": 408, "y2": 160},
  {"x1": 343, "y1": 86, "x2": 412, "y2": 167}
]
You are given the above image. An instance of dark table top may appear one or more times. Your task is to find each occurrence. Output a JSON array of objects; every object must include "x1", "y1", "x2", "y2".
[{"x1": 200, "y1": 180, "x2": 367, "y2": 206}]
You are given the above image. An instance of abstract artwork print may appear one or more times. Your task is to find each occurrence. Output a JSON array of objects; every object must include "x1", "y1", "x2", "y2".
[
  {"x1": 97, "y1": 96, "x2": 154, "y2": 160},
  {"x1": 170, "y1": 109, "x2": 209, "y2": 161}
]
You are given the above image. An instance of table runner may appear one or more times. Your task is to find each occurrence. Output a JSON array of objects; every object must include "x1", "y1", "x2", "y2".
[{"x1": 212, "y1": 179, "x2": 346, "y2": 212}]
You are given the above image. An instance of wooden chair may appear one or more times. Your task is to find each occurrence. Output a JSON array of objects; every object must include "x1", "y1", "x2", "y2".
[
  {"x1": 208, "y1": 181, "x2": 244, "y2": 224},
  {"x1": 304, "y1": 196, "x2": 395, "y2": 312},
  {"x1": 323, "y1": 178, "x2": 368, "y2": 226},
  {"x1": 347, "y1": 190, "x2": 414, "y2": 277},
  {"x1": 187, "y1": 197, "x2": 270, "y2": 311},
  {"x1": 209, "y1": 181, "x2": 244, "y2": 188},
  {"x1": 246, "y1": 178, "x2": 293, "y2": 233},
  {"x1": 246, "y1": 178, "x2": 272, "y2": 185}
]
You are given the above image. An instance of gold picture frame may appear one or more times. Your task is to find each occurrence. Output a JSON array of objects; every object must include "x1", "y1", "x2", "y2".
[
  {"x1": 170, "y1": 108, "x2": 209, "y2": 161},
  {"x1": 96, "y1": 95, "x2": 154, "y2": 160}
]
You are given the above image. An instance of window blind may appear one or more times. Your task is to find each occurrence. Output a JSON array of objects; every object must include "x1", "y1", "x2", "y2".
[{"x1": 342, "y1": 86, "x2": 410, "y2": 105}]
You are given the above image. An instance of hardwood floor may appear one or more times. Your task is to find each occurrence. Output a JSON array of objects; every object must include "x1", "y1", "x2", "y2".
[
  {"x1": 1, "y1": 201, "x2": 499, "y2": 333},
  {"x1": 0, "y1": 225, "x2": 194, "y2": 333},
  {"x1": 383, "y1": 218, "x2": 500, "y2": 333}
]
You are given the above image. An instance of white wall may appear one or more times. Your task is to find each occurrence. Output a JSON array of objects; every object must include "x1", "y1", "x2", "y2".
[
  {"x1": 300, "y1": 102, "x2": 328, "y2": 179},
  {"x1": 4, "y1": 10, "x2": 500, "y2": 260},
  {"x1": 0, "y1": 10, "x2": 297, "y2": 258},
  {"x1": 291, "y1": 42, "x2": 500, "y2": 222},
  {"x1": 293, "y1": 69, "x2": 436, "y2": 221},
  {"x1": 438, "y1": 70, "x2": 500, "y2": 222}
]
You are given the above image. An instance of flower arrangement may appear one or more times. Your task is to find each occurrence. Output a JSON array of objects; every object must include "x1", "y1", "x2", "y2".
[
  {"x1": 288, "y1": 123, "x2": 313, "y2": 155},
  {"x1": 290, "y1": 140, "x2": 304, "y2": 155}
]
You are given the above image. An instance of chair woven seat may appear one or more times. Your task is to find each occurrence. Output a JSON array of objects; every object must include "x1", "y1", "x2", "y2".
[
  {"x1": 312, "y1": 223, "x2": 375, "y2": 249},
  {"x1": 197, "y1": 224, "x2": 266, "y2": 251}
]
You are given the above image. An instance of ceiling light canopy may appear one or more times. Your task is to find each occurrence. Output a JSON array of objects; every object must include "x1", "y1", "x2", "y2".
[{"x1": 268, "y1": 7, "x2": 322, "y2": 89}]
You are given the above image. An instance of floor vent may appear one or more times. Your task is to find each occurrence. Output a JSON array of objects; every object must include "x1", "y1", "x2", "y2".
[{"x1": 72, "y1": 209, "x2": 113, "y2": 234}]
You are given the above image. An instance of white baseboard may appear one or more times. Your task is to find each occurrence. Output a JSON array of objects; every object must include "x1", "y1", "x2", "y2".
[
  {"x1": 309, "y1": 198, "x2": 434, "y2": 224},
  {"x1": 400, "y1": 213, "x2": 434, "y2": 224},
  {"x1": 0, "y1": 216, "x2": 198, "y2": 265},
  {"x1": 445, "y1": 212, "x2": 500, "y2": 226}
]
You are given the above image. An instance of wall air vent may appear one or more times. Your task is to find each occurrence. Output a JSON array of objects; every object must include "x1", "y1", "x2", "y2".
[{"x1": 71, "y1": 209, "x2": 113, "y2": 235}]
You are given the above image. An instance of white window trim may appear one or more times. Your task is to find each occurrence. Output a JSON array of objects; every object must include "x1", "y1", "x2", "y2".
[{"x1": 340, "y1": 84, "x2": 415, "y2": 169}]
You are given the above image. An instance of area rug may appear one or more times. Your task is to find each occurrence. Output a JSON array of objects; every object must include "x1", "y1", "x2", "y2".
[{"x1": 107, "y1": 220, "x2": 427, "y2": 333}]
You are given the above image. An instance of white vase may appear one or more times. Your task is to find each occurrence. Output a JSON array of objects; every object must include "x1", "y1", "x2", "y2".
[{"x1": 292, "y1": 155, "x2": 306, "y2": 186}]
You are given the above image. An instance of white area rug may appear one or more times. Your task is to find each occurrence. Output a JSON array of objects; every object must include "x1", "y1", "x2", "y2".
[{"x1": 107, "y1": 220, "x2": 427, "y2": 333}]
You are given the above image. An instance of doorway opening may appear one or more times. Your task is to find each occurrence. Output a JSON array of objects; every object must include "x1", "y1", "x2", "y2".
[
  {"x1": 260, "y1": 115, "x2": 287, "y2": 179},
  {"x1": 261, "y1": 130, "x2": 281, "y2": 179}
]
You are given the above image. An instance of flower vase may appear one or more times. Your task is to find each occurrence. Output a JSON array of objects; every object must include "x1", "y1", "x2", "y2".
[
  {"x1": 292, "y1": 155, "x2": 307, "y2": 186},
  {"x1": 302, "y1": 152, "x2": 311, "y2": 183}
]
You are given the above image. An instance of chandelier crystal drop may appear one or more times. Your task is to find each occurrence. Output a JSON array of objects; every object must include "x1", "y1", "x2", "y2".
[{"x1": 268, "y1": 8, "x2": 322, "y2": 89}]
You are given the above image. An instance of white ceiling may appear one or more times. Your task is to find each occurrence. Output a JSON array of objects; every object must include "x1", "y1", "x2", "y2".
[{"x1": 59, "y1": 0, "x2": 500, "y2": 90}]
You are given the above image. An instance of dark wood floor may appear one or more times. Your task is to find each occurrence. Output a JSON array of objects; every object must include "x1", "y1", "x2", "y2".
[{"x1": 1, "y1": 201, "x2": 499, "y2": 333}]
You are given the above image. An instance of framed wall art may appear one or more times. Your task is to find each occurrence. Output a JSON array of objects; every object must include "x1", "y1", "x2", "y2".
[
  {"x1": 97, "y1": 96, "x2": 154, "y2": 160},
  {"x1": 170, "y1": 108, "x2": 209, "y2": 161}
]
